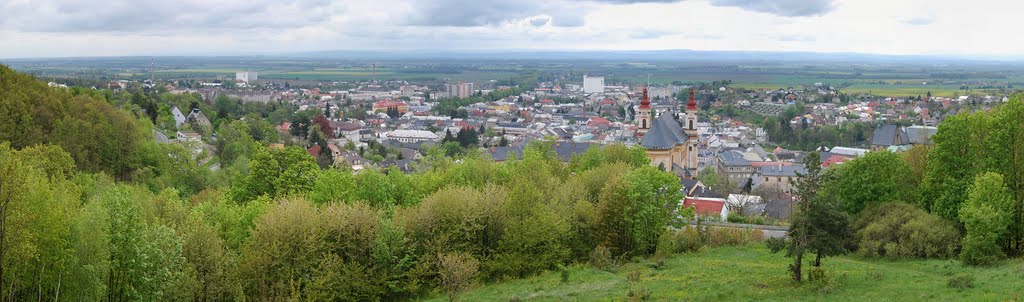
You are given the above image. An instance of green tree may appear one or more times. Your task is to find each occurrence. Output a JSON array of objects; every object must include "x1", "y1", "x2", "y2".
[
  {"x1": 310, "y1": 168, "x2": 356, "y2": 205},
  {"x1": 232, "y1": 145, "x2": 320, "y2": 202},
  {"x1": 824, "y1": 150, "x2": 916, "y2": 214},
  {"x1": 786, "y1": 152, "x2": 851, "y2": 281},
  {"x1": 960, "y1": 172, "x2": 1014, "y2": 265}
]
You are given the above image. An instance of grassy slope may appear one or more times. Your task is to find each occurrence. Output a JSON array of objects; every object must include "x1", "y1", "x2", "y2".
[{"x1": 428, "y1": 245, "x2": 1024, "y2": 301}]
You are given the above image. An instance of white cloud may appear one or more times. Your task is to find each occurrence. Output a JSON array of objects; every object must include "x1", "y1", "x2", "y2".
[{"x1": 1, "y1": 0, "x2": 1022, "y2": 58}]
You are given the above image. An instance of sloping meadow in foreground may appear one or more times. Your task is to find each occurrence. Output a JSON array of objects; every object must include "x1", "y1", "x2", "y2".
[{"x1": 430, "y1": 244, "x2": 1024, "y2": 301}]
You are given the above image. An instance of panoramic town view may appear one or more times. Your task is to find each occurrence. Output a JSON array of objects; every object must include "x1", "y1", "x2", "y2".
[{"x1": 1, "y1": 0, "x2": 1023, "y2": 301}]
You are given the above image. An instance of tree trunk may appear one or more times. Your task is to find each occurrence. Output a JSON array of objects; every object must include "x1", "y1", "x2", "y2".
[
  {"x1": 53, "y1": 274, "x2": 59, "y2": 302},
  {"x1": 814, "y1": 253, "x2": 822, "y2": 267},
  {"x1": 791, "y1": 252, "x2": 803, "y2": 282}
]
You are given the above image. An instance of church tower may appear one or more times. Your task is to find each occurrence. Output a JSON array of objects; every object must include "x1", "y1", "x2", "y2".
[
  {"x1": 636, "y1": 87, "x2": 652, "y2": 136},
  {"x1": 684, "y1": 88, "x2": 699, "y2": 177}
]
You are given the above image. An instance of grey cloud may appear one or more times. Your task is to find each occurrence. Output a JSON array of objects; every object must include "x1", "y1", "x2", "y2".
[
  {"x1": 403, "y1": 0, "x2": 683, "y2": 28},
  {"x1": 709, "y1": 0, "x2": 835, "y2": 17},
  {"x1": 904, "y1": 17, "x2": 933, "y2": 26},
  {"x1": 403, "y1": 0, "x2": 586, "y2": 27},
  {"x1": 529, "y1": 17, "x2": 551, "y2": 27},
  {"x1": 0, "y1": 0, "x2": 339, "y2": 33}
]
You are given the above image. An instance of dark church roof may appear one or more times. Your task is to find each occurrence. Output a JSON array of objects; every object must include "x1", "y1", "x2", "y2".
[
  {"x1": 871, "y1": 124, "x2": 908, "y2": 147},
  {"x1": 640, "y1": 113, "x2": 689, "y2": 150}
]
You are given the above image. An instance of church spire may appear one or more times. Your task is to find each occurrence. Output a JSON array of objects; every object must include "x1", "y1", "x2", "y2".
[
  {"x1": 686, "y1": 88, "x2": 698, "y2": 111},
  {"x1": 639, "y1": 86, "x2": 650, "y2": 109}
]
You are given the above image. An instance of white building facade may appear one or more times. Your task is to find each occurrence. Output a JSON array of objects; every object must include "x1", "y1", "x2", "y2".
[
  {"x1": 583, "y1": 75, "x2": 605, "y2": 94},
  {"x1": 235, "y1": 71, "x2": 258, "y2": 83}
]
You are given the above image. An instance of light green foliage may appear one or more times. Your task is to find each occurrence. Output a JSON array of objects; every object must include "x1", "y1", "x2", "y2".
[
  {"x1": 623, "y1": 166, "x2": 684, "y2": 255},
  {"x1": 238, "y1": 198, "x2": 324, "y2": 300},
  {"x1": 569, "y1": 144, "x2": 648, "y2": 173},
  {"x1": 355, "y1": 168, "x2": 398, "y2": 207},
  {"x1": 853, "y1": 203, "x2": 961, "y2": 258},
  {"x1": 0, "y1": 143, "x2": 82, "y2": 301},
  {"x1": 825, "y1": 150, "x2": 916, "y2": 214},
  {"x1": 97, "y1": 185, "x2": 188, "y2": 301},
  {"x1": 232, "y1": 145, "x2": 320, "y2": 202},
  {"x1": 960, "y1": 172, "x2": 1013, "y2": 265},
  {"x1": 309, "y1": 168, "x2": 356, "y2": 205}
]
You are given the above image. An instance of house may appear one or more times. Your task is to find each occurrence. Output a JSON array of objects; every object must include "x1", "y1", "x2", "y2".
[
  {"x1": 186, "y1": 108, "x2": 212, "y2": 132},
  {"x1": 759, "y1": 164, "x2": 807, "y2": 194},
  {"x1": 727, "y1": 194, "x2": 766, "y2": 216},
  {"x1": 171, "y1": 106, "x2": 186, "y2": 129},
  {"x1": 870, "y1": 125, "x2": 937, "y2": 151},
  {"x1": 386, "y1": 130, "x2": 438, "y2": 143},
  {"x1": 717, "y1": 150, "x2": 754, "y2": 183},
  {"x1": 683, "y1": 196, "x2": 729, "y2": 221}
]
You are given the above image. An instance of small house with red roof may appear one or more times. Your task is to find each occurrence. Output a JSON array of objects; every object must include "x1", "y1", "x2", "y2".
[{"x1": 683, "y1": 196, "x2": 729, "y2": 221}]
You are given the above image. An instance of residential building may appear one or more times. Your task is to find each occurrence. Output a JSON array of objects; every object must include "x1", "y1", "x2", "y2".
[
  {"x1": 446, "y1": 82, "x2": 475, "y2": 99},
  {"x1": 718, "y1": 150, "x2": 754, "y2": 183},
  {"x1": 583, "y1": 75, "x2": 605, "y2": 94},
  {"x1": 386, "y1": 130, "x2": 439, "y2": 143},
  {"x1": 759, "y1": 164, "x2": 807, "y2": 194},
  {"x1": 235, "y1": 71, "x2": 258, "y2": 83}
]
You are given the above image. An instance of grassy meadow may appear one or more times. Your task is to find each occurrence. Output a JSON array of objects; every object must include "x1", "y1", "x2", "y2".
[{"x1": 428, "y1": 244, "x2": 1024, "y2": 301}]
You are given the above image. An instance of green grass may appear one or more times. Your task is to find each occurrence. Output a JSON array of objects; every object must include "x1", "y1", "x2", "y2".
[{"x1": 428, "y1": 245, "x2": 1024, "y2": 301}]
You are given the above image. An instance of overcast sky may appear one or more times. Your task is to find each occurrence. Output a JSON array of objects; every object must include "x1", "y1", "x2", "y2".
[{"x1": 0, "y1": 0, "x2": 1019, "y2": 58}]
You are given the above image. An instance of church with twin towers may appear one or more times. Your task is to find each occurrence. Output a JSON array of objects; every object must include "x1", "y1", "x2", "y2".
[{"x1": 636, "y1": 87, "x2": 700, "y2": 179}]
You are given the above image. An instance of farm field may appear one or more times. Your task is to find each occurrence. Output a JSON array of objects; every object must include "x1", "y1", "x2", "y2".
[{"x1": 426, "y1": 244, "x2": 1024, "y2": 301}]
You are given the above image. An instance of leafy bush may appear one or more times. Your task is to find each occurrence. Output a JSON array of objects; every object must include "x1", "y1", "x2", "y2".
[
  {"x1": 853, "y1": 203, "x2": 961, "y2": 258},
  {"x1": 947, "y1": 274, "x2": 974, "y2": 291},
  {"x1": 764, "y1": 237, "x2": 786, "y2": 253},
  {"x1": 678, "y1": 227, "x2": 704, "y2": 252},
  {"x1": 727, "y1": 213, "x2": 776, "y2": 225},
  {"x1": 589, "y1": 245, "x2": 615, "y2": 271},
  {"x1": 439, "y1": 252, "x2": 480, "y2": 302},
  {"x1": 706, "y1": 227, "x2": 763, "y2": 247}
]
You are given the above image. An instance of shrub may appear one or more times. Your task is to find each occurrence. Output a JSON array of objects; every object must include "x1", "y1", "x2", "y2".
[
  {"x1": 853, "y1": 203, "x2": 961, "y2": 259},
  {"x1": 654, "y1": 229, "x2": 681, "y2": 258},
  {"x1": 438, "y1": 252, "x2": 480, "y2": 302},
  {"x1": 765, "y1": 237, "x2": 786, "y2": 253},
  {"x1": 678, "y1": 227, "x2": 703, "y2": 252},
  {"x1": 807, "y1": 266, "x2": 835, "y2": 293},
  {"x1": 627, "y1": 286, "x2": 651, "y2": 301},
  {"x1": 727, "y1": 213, "x2": 775, "y2": 225},
  {"x1": 589, "y1": 245, "x2": 614, "y2": 271},
  {"x1": 707, "y1": 227, "x2": 763, "y2": 247},
  {"x1": 947, "y1": 274, "x2": 974, "y2": 291},
  {"x1": 559, "y1": 266, "x2": 570, "y2": 283}
]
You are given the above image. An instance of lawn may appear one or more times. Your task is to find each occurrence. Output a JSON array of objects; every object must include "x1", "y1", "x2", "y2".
[{"x1": 427, "y1": 244, "x2": 1024, "y2": 301}]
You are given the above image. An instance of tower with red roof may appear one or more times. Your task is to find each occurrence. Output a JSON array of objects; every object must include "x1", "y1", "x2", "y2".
[{"x1": 636, "y1": 86, "x2": 652, "y2": 136}]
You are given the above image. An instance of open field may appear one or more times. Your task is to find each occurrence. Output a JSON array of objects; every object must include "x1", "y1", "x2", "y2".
[
  {"x1": 6, "y1": 55, "x2": 1024, "y2": 97},
  {"x1": 427, "y1": 244, "x2": 1024, "y2": 301}
]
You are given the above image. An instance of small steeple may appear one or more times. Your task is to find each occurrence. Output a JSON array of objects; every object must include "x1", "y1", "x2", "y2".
[
  {"x1": 686, "y1": 88, "x2": 698, "y2": 111},
  {"x1": 640, "y1": 86, "x2": 650, "y2": 109}
]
